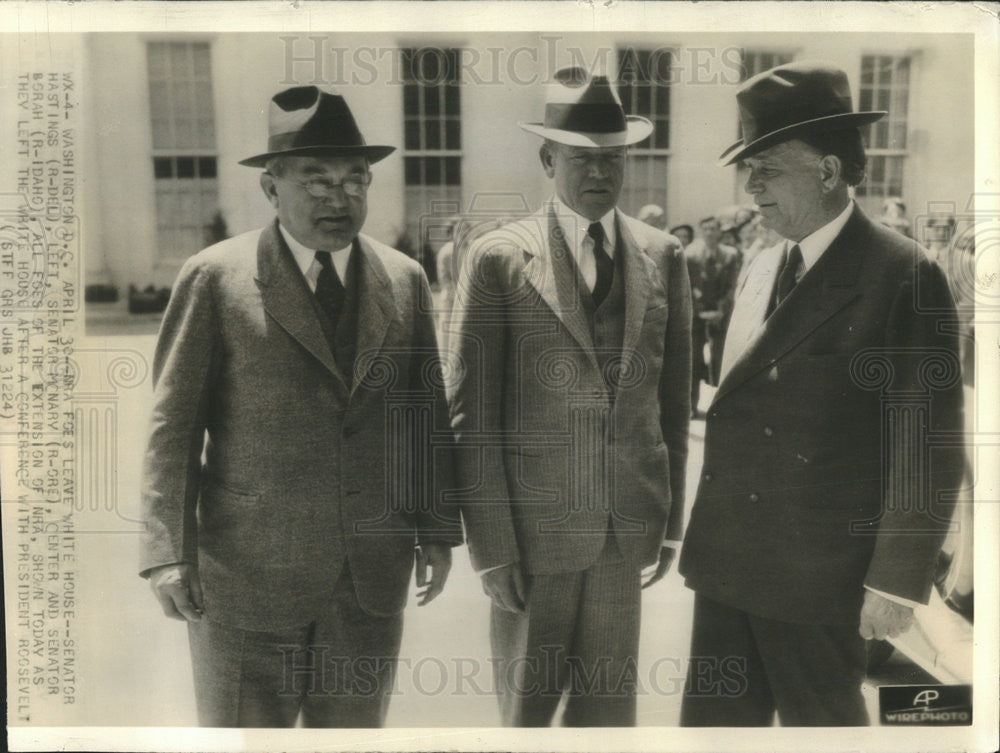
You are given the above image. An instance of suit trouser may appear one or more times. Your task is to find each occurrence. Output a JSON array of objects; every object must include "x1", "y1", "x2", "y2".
[
  {"x1": 680, "y1": 593, "x2": 868, "y2": 726},
  {"x1": 490, "y1": 536, "x2": 641, "y2": 727},
  {"x1": 187, "y1": 561, "x2": 404, "y2": 728}
]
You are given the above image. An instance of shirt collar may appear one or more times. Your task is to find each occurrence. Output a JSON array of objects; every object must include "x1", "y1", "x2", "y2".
[
  {"x1": 551, "y1": 195, "x2": 617, "y2": 260},
  {"x1": 278, "y1": 222, "x2": 353, "y2": 282},
  {"x1": 795, "y1": 200, "x2": 854, "y2": 272}
]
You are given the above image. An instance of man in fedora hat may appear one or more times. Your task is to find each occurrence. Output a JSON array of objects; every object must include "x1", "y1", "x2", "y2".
[
  {"x1": 448, "y1": 67, "x2": 691, "y2": 726},
  {"x1": 140, "y1": 85, "x2": 461, "y2": 727},
  {"x1": 679, "y1": 61, "x2": 965, "y2": 725}
]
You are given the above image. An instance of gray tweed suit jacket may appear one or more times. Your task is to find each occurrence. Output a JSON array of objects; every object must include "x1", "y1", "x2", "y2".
[
  {"x1": 448, "y1": 204, "x2": 692, "y2": 574},
  {"x1": 140, "y1": 220, "x2": 462, "y2": 632}
]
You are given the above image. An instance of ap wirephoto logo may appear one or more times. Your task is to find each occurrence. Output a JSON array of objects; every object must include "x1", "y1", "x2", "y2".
[{"x1": 879, "y1": 685, "x2": 972, "y2": 725}]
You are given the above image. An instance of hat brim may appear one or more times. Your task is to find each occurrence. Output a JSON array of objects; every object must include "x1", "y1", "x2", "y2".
[
  {"x1": 239, "y1": 144, "x2": 396, "y2": 168},
  {"x1": 519, "y1": 116, "x2": 654, "y2": 147},
  {"x1": 718, "y1": 111, "x2": 886, "y2": 166}
]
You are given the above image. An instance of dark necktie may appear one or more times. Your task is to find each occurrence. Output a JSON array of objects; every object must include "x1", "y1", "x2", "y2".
[
  {"x1": 314, "y1": 250, "x2": 346, "y2": 327},
  {"x1": 767, "y1": 243, "x2": 802, "y2": 318},
  {"x1": 588, "y1": 222, "x2": 614, "y2": 307}
]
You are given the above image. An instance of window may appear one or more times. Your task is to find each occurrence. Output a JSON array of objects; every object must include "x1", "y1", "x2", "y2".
[
  {"x1": 401, "y1": 48, "x2": 461, "y2": 261},
  {"x1": 617, "y1": 48, "x2": 671, "y2": 217},
  {"x1": 856, "y1": 55, "x2": 911, "y2": 203},
  {"x1": 739, "y1": 50, "x2": 794, "y2": 84},
  {"x1": 147, "y1": 41, "x2": 220, "y2": 263}
]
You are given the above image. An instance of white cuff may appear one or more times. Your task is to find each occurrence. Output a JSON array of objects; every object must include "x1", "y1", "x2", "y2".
[{"x1": 865, "y1": 585, "x2": 920, "y2": 609}]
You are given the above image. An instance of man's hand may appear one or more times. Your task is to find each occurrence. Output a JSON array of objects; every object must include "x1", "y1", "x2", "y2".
[
  {"x1": 149, "y1": 563, "x2": 203, "y2": 622},
  {"x1": 415, "y1": 543, "x2": 452, "y2": 606},
  {"x1": 481, "y1": 563, "x2": 527, "y2": 613},
  {"x1": 859, "y1": 590, "x2": 914, "y2": 640},
  {"x1": 642, "y1": 546, "x2": 676, "y2": 590}
]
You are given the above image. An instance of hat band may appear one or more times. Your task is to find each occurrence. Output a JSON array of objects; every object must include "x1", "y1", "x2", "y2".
[
  {"x1": 739, "y1": 99, "x2": 852, "y2": 145},
  {"x1": 544, "y1": 103, "x2": 627, "y2": 135},
  {"x1": 267, "y1": 129, "x2": 369, "y2": 154}
]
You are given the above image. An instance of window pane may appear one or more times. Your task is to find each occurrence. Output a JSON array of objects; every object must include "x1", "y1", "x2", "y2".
[
  {"x1": 859, "y1": 88, "x2": 873, "y2": 111},
  {"x1": 404, "y1": 119, "x2": 421, "y2": 150},
  {"x1": 198, "y1": 157, "x2": 217, "y2": 178},
  {"x1": 424, "y1": 120, "x2": 441, "y2": 150},
  {"x1": 424, "y1": 84, "x2": 440, "y2": 113},
  {"x1": 871, "y1": 155, "x2": 885, "y2": 184},
  {"x1": 445, "y1": 119, "x2": 460, "y2": 150},
  {"x1": 895, "y1": 57, "x2": 910, "y2": 85},
  {"x1": 890, "y1": 122, "x2": 907, "y2": 149},
  {"x1": 176, "y1": 157, "x2": 195, "y2": 179},
  {"x1": 445, "y1": 156, "x2": 461, "y2": 186},
  {"x1": 154, "y1": 157, "x2": 173, "y2": 179},
  {"x1": 445, "y1": 84, "x2": 460, "y2": 115},
  {"x1": 424, "y1": 158, "x2": 442, "y2": 185},
  {"x1": 861, "y1": 56, "x2": 875, "y2": 84},
  {"x1": 403, "y1": 85, "x2": 419, "y2": 115},
  {"x1": 650, "y1": 123, "x2": 666, "y2": 150},
  {"x1": 874, "y1": 122, "x2": 888, "y2": 149},
  {"x1": 404, "y1": 156, "x2": 422, "y2": 185}
]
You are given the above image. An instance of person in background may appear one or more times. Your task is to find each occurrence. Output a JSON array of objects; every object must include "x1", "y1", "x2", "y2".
[
  {"x1": 685, "y1": 215, "x2": 741, "y2": 416},
  {"x1": 878, "y1": 196, "x2": 911, "y2": 238},
  {"x1": 638, "y1": 203, "x2": 668, "y2": 231},
  {"x1": 719, "y1": 222, "x2": 740, "y2": 250},
  {"x1": 670, "y1": 223, "x2": 694, "y2": 249}
]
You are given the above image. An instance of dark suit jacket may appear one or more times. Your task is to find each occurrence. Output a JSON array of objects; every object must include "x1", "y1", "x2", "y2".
[
  {"x1": 685, "y1": 241, "x2": 742, "y2": 337},
  {"x1": 680, "y1": 206, "x2": 965, "y2": 624},
  {"x1": 140, "y1": 220, "x2": 461, "y2": 632},
  {"x1": 448, "y1": 204, "x2": 692, "y2": 574}
]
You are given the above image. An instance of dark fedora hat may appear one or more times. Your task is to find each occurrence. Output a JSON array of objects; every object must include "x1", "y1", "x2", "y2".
[
  {"x1": 520, "y1": 66, "x2": 653, "y2": 148},
  {"x1": 719, "y1": 60, "x2": 886, "y2": 166},
  {"x1": 240, "y1": 86, "x2": 395, "y2": 168}
]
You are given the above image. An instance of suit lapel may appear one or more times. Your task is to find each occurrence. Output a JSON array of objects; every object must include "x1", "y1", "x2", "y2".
[
  {"x1": 522, "y1": 205, "x2": 598, "y2": 367},
  {"x1": 714, "y1": 207, "x2": 869, "y2": 404},
  {"x1": 617, "y1": 211, "x2": 654, "y2": 359},
  {"x1": 351, "y1": 236, "x2": 396, "y2": 395},
  {"x1": 254, "y1": 221, "x2": 350, "y2": 400}
]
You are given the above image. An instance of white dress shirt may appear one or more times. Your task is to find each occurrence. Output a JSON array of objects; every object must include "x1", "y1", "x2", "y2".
[
  {"x1": 279, "y1": 223, "x2": 352, "y2": 292},
  {"x1": 792, "y1": 199, "x2": 854, "y2": 279},
  {"x1": 551, "y1": 195, "x2": 616, "y2": 292}
]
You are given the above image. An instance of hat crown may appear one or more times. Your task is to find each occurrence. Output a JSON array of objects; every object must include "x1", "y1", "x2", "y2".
[
  {"x1": 240, "y1": 86, "x2": 395, "y2": 167},
  {"x1": 718, "y1": 60, "x2": 885, "y2": 165},
  {"x1": 543, "y1": 67, "x2": 627, "y2": 135},
  {"x1": 267, "y1": 86, "x2": 367, "y2": 153},
  {"x1": 737, "y1": 62, "x2": 854, "y2": 144}
]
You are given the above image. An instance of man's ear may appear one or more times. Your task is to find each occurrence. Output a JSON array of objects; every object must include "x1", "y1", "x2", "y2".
[
  {"x1": 817, "y1": 154, "x2": 842, "y2": 192},
  {"x1": 539, "y1": 142, "x2": 557, "y2": 179},
  {"x1": 260, "y1": 172, "x2": 279, "y2": 208}
]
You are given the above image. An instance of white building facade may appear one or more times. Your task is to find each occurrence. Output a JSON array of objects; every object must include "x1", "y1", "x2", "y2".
[{"x1": 81, "y1": 32, "x2": 973, "y2": 293}]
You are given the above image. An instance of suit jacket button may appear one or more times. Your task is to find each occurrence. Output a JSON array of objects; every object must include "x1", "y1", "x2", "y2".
[
  {"x1": 763, "y1": 426, "x2": 774, "y2": 437},
  {"x1": 343, "y1": 425, "x2": 357, "y2": 438},
  {"x1": 703, "y1": 472, "x2": 713, "y2": 482},
  {"x1": 749, "y1": 493, "x2": 760, "y2": 502}
]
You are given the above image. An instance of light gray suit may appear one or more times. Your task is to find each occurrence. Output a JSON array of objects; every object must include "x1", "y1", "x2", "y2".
[{"x1": 448, "y1": 203, "x2": 692, "y2": 725}]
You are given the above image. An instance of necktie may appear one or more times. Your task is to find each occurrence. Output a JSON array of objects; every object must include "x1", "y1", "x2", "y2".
[
  {"x1": 314, "y1": 250, "x2": 346, "y2": 326},
  {"x1": 588, "y1": 222, "x2": 614, "y2": 307},
  {"x1": 767, "y1": 243, "x2": 802, "y2": 318}
]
